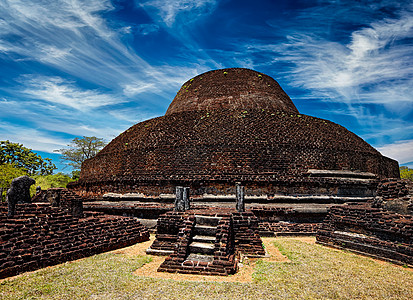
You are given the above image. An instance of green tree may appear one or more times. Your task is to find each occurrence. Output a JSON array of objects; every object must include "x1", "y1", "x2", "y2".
[
  {"x1": 71, "y1": 170, "x2": 81, "y2": 180},
  {"x1": 400, "y1": 166, "x2": 413, "y2": 181},
  {"x1": 0, "y1": 140, "x2": 56, "y2": 175},
  {"x1": 55, "y1": 136, "x2": 106, "y2": 170},
  {"x1": 30, "y1": 173, "x2": 75, "y2": 196},
  {"x1": 0, "y1": 163, "x2": 27, "y2": 201}
]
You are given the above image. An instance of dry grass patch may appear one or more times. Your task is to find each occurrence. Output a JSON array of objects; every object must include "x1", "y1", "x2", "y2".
[{"x1": 0, "y1": 236, "x2": 412, "y2": 300}]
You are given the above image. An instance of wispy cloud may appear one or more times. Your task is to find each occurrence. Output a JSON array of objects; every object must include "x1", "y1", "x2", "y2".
[
  {"x1": 249, "y1": 9, "x2": 413, "y2": 106},
  {"x1": 0, "y1": 121, "x2": 68, "y2": 153},
  {"x1": 377, "y1": 139, "x2": 413, "y2": 165},
  {"x1": 0, "y1": 0, "x2": 198, "y2": 94},
  {"x1": 21, "y1": 76, "x2": 122, "y2": 111},
  {"x1": 139, "y1": 0, "x2": 217, "y2": 27},
  {"x1": 0, "y1": 0, "x2": 211, "y2": 159}
]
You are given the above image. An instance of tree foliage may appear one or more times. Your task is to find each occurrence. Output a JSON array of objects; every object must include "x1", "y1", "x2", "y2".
[
  {"x1": 55, "y1": 136, "x2": 107, "y2": 170},
  {"x1": 0, "y1": 140, "x2": 56, "y2": 175},
  {"x1": 30, "y1": 173, "x2": 75, "y2": 196},
  {"x1": 400, "y1": 166, "x2": 413, "y2": 181}
]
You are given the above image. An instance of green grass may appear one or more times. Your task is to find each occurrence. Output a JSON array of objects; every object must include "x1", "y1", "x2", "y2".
[{"x1": 1, "y1": 238, "x2": 412, "y2": 299}]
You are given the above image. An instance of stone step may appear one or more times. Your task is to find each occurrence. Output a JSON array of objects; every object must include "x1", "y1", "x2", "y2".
[
  {"x1": 194, "y1": 225, "x2": 217, "y2": 236},
  {"x1": 186, "y1": 253, "x2": 214, "y2": 263},
  {"x1": 195, "y1": 215, "x2": 222, "y2": 226},
  {"x1": 189, "y1": 241, "x2": 215, "y2": 255},
  {"x1": 192, "y1": 235, "x2": 216, "y2": 243}
]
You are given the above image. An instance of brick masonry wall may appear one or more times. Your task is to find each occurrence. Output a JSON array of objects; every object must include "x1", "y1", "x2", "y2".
[
  {"x1": 72, "y1": 106, "x2": 398, "y2": 198},
  {"x1": 316, "y1": 204, "x2": 413, "y2": 266},
  {"x1": 232, "y1": 211, "x2": 266, "y2": 255},
  {"x1": 374, "y1": 179, "x2": 413, "y2": 215},
  {"x1": 0, "y1": 203, "x2": 149, "y2": 279},
  {"x1": 150, "y1": 211, "x2": 188, "y2": 252},
  {"x1": 82, "y1": 204, "x2": 327, "y2": 235},
  {"x1": 251, "y1": 206, "x2": 325, "y2": 235},
  {"x1": 32, "y1": 188, "x2": 83, "y2": 217}
]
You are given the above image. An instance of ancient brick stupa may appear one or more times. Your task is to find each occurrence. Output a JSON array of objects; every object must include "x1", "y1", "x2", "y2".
[{"x1": 71, "y1": 68, "x2": 399, "y2": 201}]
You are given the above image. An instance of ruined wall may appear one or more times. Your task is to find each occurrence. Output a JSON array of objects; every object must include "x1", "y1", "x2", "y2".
[
  {"x1": 316, "y1": 204, "x2": 413, "y2": 266},
  {"x1": 375, "y1": 179, "x2": 413, "y2": 215},
  {"x1": 0, "y1": 203, "x2": 149, "y2": 279},
  {"x1": 251, "y1": 206, "x2": 324, "y2": 235}
]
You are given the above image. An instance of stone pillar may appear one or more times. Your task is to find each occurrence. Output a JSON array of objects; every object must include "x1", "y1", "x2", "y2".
[
  {"x1": 236, "y1": 182, "x2": 245, "y2": 212},
  {"x1": 174, "y1": 186, "x2": 185, "y2": 212},
  {"x1": 183, "y1": 187, "x2": 190, "y2": 210}
]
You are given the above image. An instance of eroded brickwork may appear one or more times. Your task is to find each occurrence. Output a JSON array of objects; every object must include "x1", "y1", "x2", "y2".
[
  {"x1": 0, "y1": 203, "x2": 149, "y2": 279},
  {"x1": 157, "y1": 213, "x2": 239, "y2": 275},
  {"x1": 71, "y1": 68, "x2": 398, "y2": 198},
  {"x1": 71, "y1": 108, "x2": 398, "y2": 198},
  {"x1": 316, "y1": 204, "x2": 413, "y2": 266},
  {"x1": 166, "y1": 68, "x2": 298, "y2": 115},
  {"x1": 375, "y1": 179, "x2": 413, "y2": 215}
]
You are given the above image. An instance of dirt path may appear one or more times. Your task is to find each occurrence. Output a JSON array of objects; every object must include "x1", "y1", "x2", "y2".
[{"x1": 114, "y1": 235, "x2": 299, "y2": 283}]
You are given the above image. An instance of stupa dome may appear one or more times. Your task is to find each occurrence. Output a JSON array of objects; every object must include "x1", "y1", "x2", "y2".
[
  {"x1": 166, "y1": 68, "x2": 298, "y2": 115},
  {"x1": 71, "y1": 68, "x2": 399, "y2": 199}
]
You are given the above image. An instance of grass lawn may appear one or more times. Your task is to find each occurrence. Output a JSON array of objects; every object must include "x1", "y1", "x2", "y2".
[{"x1": 1, "y1": 237, "x2": 412, "y2": 299}]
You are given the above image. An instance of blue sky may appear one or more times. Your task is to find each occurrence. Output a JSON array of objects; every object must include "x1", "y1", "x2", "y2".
[{"x1": 0, "y1": 0, "x2": 412, "y2": 173}]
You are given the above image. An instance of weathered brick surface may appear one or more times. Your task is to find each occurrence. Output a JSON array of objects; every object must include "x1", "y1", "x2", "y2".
[
  {"x1": 0, "y1": 203, "x2": 149, "y2": 279},
  {"x1": 69, "y1": 69, "x2": 398, "y2": 198},
  {"x1": 374, "y1": 178, "x2": 413, "y2": 215},
  {"x1": 157, "y1": 212, "x2": 239, "y2": 276},
  {"x1": 232, "y1": 211, "x2": 265, "y2": 255},
  {"x1": 166, "y1": 68, "x2": 299, "y2": 115},
  {"x1": 377, "y1": 178, "x2": 411, "y2": 200},
  {"x1": 316, "y1": 204, "x2": 413, "y2": 266},
  {"x1": 32, "y1": 188, "x2": 83, "y2": 217},
  {"x1": 251, "y1": 206, "x2": 324, "y2": 234},
  {"x1": 151, "y1": 212, "x2": 188, "y2": 251}
]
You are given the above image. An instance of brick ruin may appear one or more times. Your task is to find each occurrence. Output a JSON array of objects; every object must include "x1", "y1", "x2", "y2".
[
  {"x1": 316, "y1": 203, "x2": 412, "y2": 266},
  {"x1": 148, "y1": 209, "x2": 265, "y2": 276},
  {"x1": 65, "y1": 67, "x2": 410, "y2": 272},
  {"x1": 66, "y1": 68, "x2": 399, "y2": 237},
  {"x1": 0, "y1": 189, "x2": 149, "y2": 279},
  {"x1": 2, "y1": 68, "x2": 410, "y2": 278},
  {"x1": 317, "y1": 178, "x2": 413, "y2": 266}
]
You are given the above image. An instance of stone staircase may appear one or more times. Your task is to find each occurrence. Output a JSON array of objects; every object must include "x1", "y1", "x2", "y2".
[
  {"x1": 186, "y1": 215, "x2": 221, "y2": 263},
  {"x1": 156, "y1": 211, "x2": 264, "y2": 275}
]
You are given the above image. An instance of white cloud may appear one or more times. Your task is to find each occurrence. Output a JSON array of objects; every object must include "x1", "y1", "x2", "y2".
[
  {"x1": 248, "y1": 9, "x2": 413, "y2": 108},
  {"x1": 139, "y1": 0, "x2": 217, "y2": 27},
  {"x1": 122, "y1": 81, "x2": 155, "y2": 97},
  {"x1": 0, "y1": 0, "x2": 198, "y2": 96},
  {"x1": 21, "y1": 76, "x2": 122, "y2": 111},
  {"x1": 377, "y1": 140, "x2": 413, "y2": 164},
  {"x1": 0, "y1": 121, "x2": 68, "y2": 153}
]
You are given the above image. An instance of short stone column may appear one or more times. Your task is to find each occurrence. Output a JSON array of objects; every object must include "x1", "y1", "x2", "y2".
[
  {"x1": 174, "y1": 186, "x2": 185, "y2": 212},
  {"x1": 183, "y1": 187, "x2": 190, "y2": 210},
  {"x1": 236, "y1": 182, "x2": 245, "y2": 212}
]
